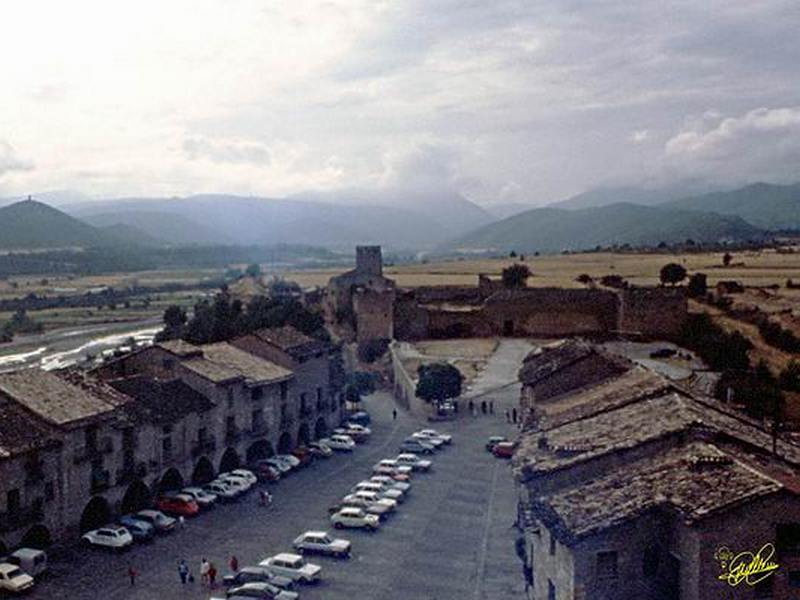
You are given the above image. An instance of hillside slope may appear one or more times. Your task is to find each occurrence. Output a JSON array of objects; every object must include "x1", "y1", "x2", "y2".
[
  {"x1": 0, "y1": 200, "x2": 113, "y2": 249},
  {"x1": 447, "y1": 203, "x2": 763, "y2": 253}
]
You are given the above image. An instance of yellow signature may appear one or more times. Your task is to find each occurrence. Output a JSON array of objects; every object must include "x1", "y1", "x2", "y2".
[{"x1": 716, "y1": 543, "x2": 780, "y2": 587}]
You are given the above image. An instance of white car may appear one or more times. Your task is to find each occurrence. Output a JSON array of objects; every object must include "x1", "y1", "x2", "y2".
[
  {"x1": 345, "y1": 423, "x2": 372, "y2": 435},
  {"x1": 411, "y1": 432, "x2": 445, "y2": 448},
  {"x1": 352, "y1": 481, "x2": 405, "y2": 502},
  {"x1": 228, "y1": 582, "x2": 299, "y2": 600},
  {"x1": 218, "y1": 472, "x2": 253, "y2": 491},
  {"x1": 265, "y1": 457, "x2": 293, "y2": 474},
  {"x1": 204, "y1": 480, "x2": 238, "y2": 501},
  {"x1": 231, "y1": 468, "x2": 258, "y2": 485},
  {"x1": 326, "y1": 435, "x2": 356, "y2": 451},
  {"x1": 216, "y1": 475, "x2": 251, "y2": 494},
  {"x1": 260, "y1": 553, "x2": 322, "y2": 584},
  {"x1": 373, "y1": 459, "x2": 413, "y2": 475},
  {"x1": 181, "y1": 486, "x2": 218, "y2": 508},
  {"x1": 276, "y1": 455, "x2": 301, "y2": 470},
  {"x1": 82, "y1": 526, "x2": 134, "y2": 550},
  {"x1": 418, "y1": 428, "x2": 452, "y2": 444},
  {"x1": 397, "y1": 453, "x2": 432, "y2": 471},
  {"x1": 293, "y1": 531, "x2": 352, "y2": 558},
  {"x1": 330, "y1": 507, "x2": 381, "y2": 531},
  {"x1": 0, "y1": 563, "x2": 34, "y2": 593},
  {"x1": 348, "y1": 491, "x2": 397, "y2": 512},
  {"x1": 370, "y1": 475, "x2": 411, "y2": 493}
]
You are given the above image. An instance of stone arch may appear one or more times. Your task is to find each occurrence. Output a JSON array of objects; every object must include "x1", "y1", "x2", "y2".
[
  {"x1": 120, "y1": 479, "x2": 151, "y2": 514},
  {"x1": 277, "y1": 432, "x2": 293, "y2": 454},
  {"x1": 21, "y1": 524, "x2": 52, "y2": 549},
  {"x1": 157, "y1": 467, "x2": 184, "y2": 494},
  {"x1": 219, "y1": 447, "x2": 240, "y2": 473},
  {"x1": 80, "y1": 496, "x2": 111, "y2": 533},
  {"x1": 245, "y1": 440, "x2": 274, "y2": 465},
  {"x1": 297, "y1": 423, "x2": 310, "y2": 446},
  {"x1": 314, "y1": 417, "x2": 328, "y2": 440},
  {"x1": 191, "y1": 456, "x2": 215, "y2": 485}
]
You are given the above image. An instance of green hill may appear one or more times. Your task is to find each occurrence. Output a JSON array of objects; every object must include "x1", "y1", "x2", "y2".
[
  {"x1": 664, "y1": 182, "x2": 800, "y2": 230},
  {"x1": 447, "y1": 203, "x2": 764, "y2": 254}
]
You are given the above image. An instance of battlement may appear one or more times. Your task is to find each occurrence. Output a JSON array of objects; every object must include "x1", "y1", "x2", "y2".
[{"x1": 356, "y1": 245, "x2": 383, "y2": 276}]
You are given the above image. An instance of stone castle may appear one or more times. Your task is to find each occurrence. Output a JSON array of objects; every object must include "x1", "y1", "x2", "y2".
[{"x1": 326, "y1": 246, "x2": 688, "y2": 342}]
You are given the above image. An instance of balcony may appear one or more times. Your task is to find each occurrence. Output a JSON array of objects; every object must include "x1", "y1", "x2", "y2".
[
  {"x1": 0, "y1": 505, "x2": 44, "y2": 533},
  {"x1": 73, "y1": 436, "x2": 113, "y2": 464},
  {"x1": 90, "y1": 468, "x2": 111, "y2": 493},
  {"x1": 191, "y1": 437, "x2": 216, "y2": 457}
]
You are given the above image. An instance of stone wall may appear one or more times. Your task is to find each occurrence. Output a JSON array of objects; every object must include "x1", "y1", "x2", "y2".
[
  {"x1": 617, "y1": 287, "x2": 687, "y2": 338},
  {"x1": 353, "y1": 288, "x2": 395, "y2": 342}
]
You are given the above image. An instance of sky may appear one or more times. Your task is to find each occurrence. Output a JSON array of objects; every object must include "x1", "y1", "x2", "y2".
[{"x1": 1, "y1": 0, "x2": 799, "y2": 207}]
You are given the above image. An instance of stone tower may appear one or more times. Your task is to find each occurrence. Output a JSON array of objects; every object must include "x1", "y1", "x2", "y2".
[{"x1": 356, "y1": 245, "x2": 383, "y2": 276}]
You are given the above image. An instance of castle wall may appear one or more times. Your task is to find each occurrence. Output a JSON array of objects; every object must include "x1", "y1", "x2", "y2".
[
  {"x1": 353, "y1": 288, "x2": 395, "y2": 342},
  {"x1": 617, "y1": 287, "x2": 687, "y2": 338}
]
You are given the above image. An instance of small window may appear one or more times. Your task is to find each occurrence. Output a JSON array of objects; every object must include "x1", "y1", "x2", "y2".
[
  {"x1": 251, "y1": 387, "x2": 263, "y2": 401},
  {"x1": 547, "y1": 580, "x2": 556, "y2": 600},
  {"x1": 227, "y1": 387, "x2": 235, "y2": 407},
  {"x1": 597, "y1": 551, "x2": 618, "y2": 580},
  {"x1": 44, "y1": 481, "x2": 55, "y2": 502},
  {"x1": 549, "y1": 532, "x2": 556, "y2": 556}
]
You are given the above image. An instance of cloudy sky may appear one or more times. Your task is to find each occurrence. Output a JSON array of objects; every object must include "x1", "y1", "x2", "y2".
[{"x1": 1, "y1": 0, "x2": 799, "y2": 206}]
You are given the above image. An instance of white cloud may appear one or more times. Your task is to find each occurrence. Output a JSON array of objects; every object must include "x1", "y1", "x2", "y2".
[
  {"x1": 630, "y1": 130, "x2": 650, "y2": 143},
  {"x1": 0, "y1": 142, "x2": 33, "y2": 178}
]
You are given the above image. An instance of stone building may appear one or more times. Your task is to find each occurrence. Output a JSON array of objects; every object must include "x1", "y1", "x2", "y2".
[{"x1": 513, "y1": 349, "x2": 800, "y2": 600}]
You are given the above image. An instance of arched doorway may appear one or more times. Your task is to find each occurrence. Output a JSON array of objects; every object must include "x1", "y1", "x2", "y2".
[
  {"x1": 191, "y1": 457, "x2": 215, "y2": 485},
  {"x1": 157, "y1": 468, "x2": 184, "y2": 494},
  {"x1": 297, "y1": 423, "x2": 310, "y2": 446},
  {"x1": 22, "y1": 525, "x2": 52, "y2": 549},
  {"x1": 314, "y1": 417, "x2": 327, "y2": 440},
  {"x1": 277, "y1": 432, "x2": 292, "y2": 454},
  {"x1": 120, "y1": 480, "x2": 151, "y2": 514},
  {"x1": 0, "y1": 540, "x2": 7, "y2": 556},
  {"x1": 246, "y1": 440, "x2": 274, "y2": 465},
  {"x1": 219, "y1": 447, "x2": 240, "y2": 473},
  {"x1": 80, "y1": 496, "x2": 111, "y2": 533}
]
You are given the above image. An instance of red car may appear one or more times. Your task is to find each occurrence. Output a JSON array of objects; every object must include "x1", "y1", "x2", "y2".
[
  {"x1": 252, "y1": 461, "x2": 281, "y2": 482},
  {"x1": 492, "y1": 441, "x2": 517, "y2": 459},
  {"x1": 156, "y1": 495, "x2": 200, "y2": 517},
  {"x1": 292, "y1": 446, "x2": 314, "y2": 467}
]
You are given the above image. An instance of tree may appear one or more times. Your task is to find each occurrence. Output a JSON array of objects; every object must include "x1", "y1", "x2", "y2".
[
  {"x1": 245, "y1": 263, "x2": 262, "y2": 278},
  {"x1": 156, "y1": 304, "x2": 188, "y2": 341},
  {"x1": 415, "y1": 363, "x2": 463, "y2": 408},
  {"x1": 575, "y1": 274, "x2": 593, "y2": 285},
  {"x1": 348, "y1": 371, "x2": 376, "y2": 396},
  {"x1": 687, "y1": 273, "x2": 707, "y2": 298},
  {"x1": 501, "y1": 264, "x2": 531, "y2": 288},
  {"x1": 779, "y1": 361, "x2": 800, "y2": 392},
  {"x1": 722, "y1": 252, "x2": 733, "y2": 267},
  {"x1": 659, "y1": 263, "x2": 687, "y2": 286}
]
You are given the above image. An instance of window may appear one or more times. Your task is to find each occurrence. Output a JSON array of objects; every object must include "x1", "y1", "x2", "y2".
[
  {"x1": 280, "y1": 381, "x2": 288, "y2": 402},
  {"x1": 7, "y1": 488, "x2": 20, "y2": 513},
  {"x1": 317, "y1": 387, "x2": 323, "y2": 402},
  {"x1": 252, "y1": 409, "x2": 264, "y2": 431},
  {"x1": 251, "y1": 387, "x2": 263, "y2": 401},
  {"x1": 549, "y1": 532, "x2": 556, "y2": 556},
  {"x1": 226, "y1": 416, "x2": 236, "y2": 434},
  {"x1": 281, "y1": 404, "x2": 287, "y2": 418},
  {"x1": 227, "y1": 387, "x2": 235, "y2": 408},
  {"x1": 300, "y1": 393, "x2": 308, "y2": 410},
  {"x1": 643, "y1": 545, "x2": 660, "y2": 577},
  {"x1": 597, "y1": 551, "x2": 618, "y2": 580},
  {"x1": 162, "y1": 424, "x2": 172, "y2": 435},
  {"x1": 547, "y1": 580, "x2": 556, "y2": 600},
  {"x1": 162, "y1": 436, "x2": 172, "y2": 459},
  {"x1": 198, "y1": 427, "x2": 207, "y2": 442},
  {"x1": 44, "y1": 481, "x2": 55, "y2": 502}
]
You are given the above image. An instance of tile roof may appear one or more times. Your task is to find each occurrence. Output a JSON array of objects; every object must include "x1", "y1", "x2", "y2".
[
  {"x1": 530, "y1": 442, "x2": 783, "y2": 544},
  {"x1": 186, "y1": 343, "x2": 292, "y2": 385},
  {"x1": 0, "y1": 369, "x2": 116, "y2": 428},
  {"x1": 518, "y1": 339, "x2": 627, "y2": 386},
  {"x1": 157, "y1": 340, "x2": 204, "y2": 358},
  {"x1": 109, "y1": 376, "x2": 215, "y2": 424},
  {"x1": 251, "y1": 326, "x2": 329, "y2": 359},
  {"x1": 0, "y1": 398, "x2": 59, "y2": 458}
]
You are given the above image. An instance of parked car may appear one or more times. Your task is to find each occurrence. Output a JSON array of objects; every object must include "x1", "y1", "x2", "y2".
[
  {"x1": 156, "y1": 494, "x2": 200, "y2": 517},
  {"x1": 293, "y1": 530, "x2": 351, "y2": 558},
  {"x1": 398, "y1": 438, "x2": 435, "y2": 455},
  {"x1": 205, "y1": 481, "x2": 239, "y2": 502},
  {"x1": 5, "y1": 548, "x2": 47, "y2": 577},
  {"x1": 417, "y1": 428, "x2": 452, "y2": 444},
  {"x1": 326, "y1": 435, "x2": 356, "y2": 451},
  {"x1": 135, "y1": 509, "x2": 176, "y2": 533},
  {"x1": 251, "y1": 461, "x2": 282, "y2": 482},
  {"x1": 119, "y1": 515, "x2": 156, "y2": 542},
  {"x1": 275, "y1": 455, "x2": 301, "y2": 470},
  {"x1": 218, "y1": 473, "x2": 254, "y2": 492},
  {"x1": 82, "y1": 526, "x2": 134, "y2": 550},
  {"x1": 352, "y1": 481, "x2": 404, "y2": 502},
  {"x1": 372, "y1": 464, "x2": 412, "y2": 481},
  {"x1": 330, "y1": 507, "x2": 380, "y2": 531},
  {"x1": 222, "y1": 566, "x2": 295, "y2": 591},
  {"x1": 370, "y1": 475, "x2": 411, "y2": 493},
  {"x1": 307, "y1": 441, "x2": 332, "y2": 458},
  {"x1": 485, "y1": 436, "x2": 507, "y2": 452},
  {"x1": 347, "y1": 411, "x2": 371, "y2": 426},
  {"x1": 181, "y1": 486, "x2": 218, "y2": 508},
  {"x1": 334, "y1": 425, "x2": 369, "y2": 443},
  {"x1": 227, "y1": 581, "x2": 299, "y2": 599},
  {"x1": 329, "y1": 498, "x2": 392, "y2": 520},
  {"x1": 411, "y1": 432, "x2": 444, "y2": 448},
  {"x1": 0, "y1": 563, "x2": 34, "y2": 593},
  {"x1": 348, "y1": 491, "x2": 397, "y2": 512},
  {"x1": 373, "y1": 459, "x2": 413, "y2": 478},
  {"x1": 259, "y1": 553, "x2": 322, "y2": 584},
  {"x1": 230, "y1": 468, "x2": 258, "y2": 485},
  {"x1": 291, "y1": 447, "x2": 314, "y2": 467},
  {"x1": 264, "y1": 457, "x2": 292, "y2": 474},
  {"x1": 396, "y1": 453, "x2": 433, "y2": 471},
  {"x1": 492, "y1": 441, "x2": 517, "y2": 458}
]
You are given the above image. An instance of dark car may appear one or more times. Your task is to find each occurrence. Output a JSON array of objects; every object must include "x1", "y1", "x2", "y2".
[
  {"x1": 485, "y1": 436, "x2": 507, "y2": 452},
  {"x1": 291, "y1": 446, "x2": 314, "y2": 467},
  {"x1": 223, "y1": 566, "x2": 294, "y2": 591},
  {"x1": 347, "y1": 411, "x2": 371, "y2": 426},
  {"x1": 492, "y1": 441, "x2": 517, "y2": 458},
  {"x1": 251, "y1": 461, "x2": 281, "y2": 483}
]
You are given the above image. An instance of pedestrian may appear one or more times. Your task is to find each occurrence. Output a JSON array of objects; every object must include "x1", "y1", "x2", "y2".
[
  {"x1": 392, "y1": 407, "x2": 397, "y2": 420},
  {"x1": 128, "y1": 565, "x2": 138, "y2": 586},
  {"x1": 489, "y1": 400, "x2": 494, "y2": 414},
  {"x1": 178, "y1": 515, "x2": 185, "y2": 529},
  {"x1": 453, "y1": 399, "x2": 459, "y2": 413},
  {"x1": 468, "y1": 399, "x2": 474, "y2": 414},
  {"x1": 505, "y1": 409, "x2": 510, "y2": 422},
  {"x1": 208, "y1": 563, "x2": 217, "y2": 588},
  {"x1": 481, "y1": 400, "x2": 487, "y2": 414},
  {"x1": 178, "y1": 559, "x2": 189, "y2": 584},
  {"x1": 229, "y1": 555, "x2": 239, "y2": 573},
  {"x1": 200, "y1": 558, "x2": 210, "y2": 585},
  {"x1": 512, "y1": 407, "x2": 518, "y2": 423}
]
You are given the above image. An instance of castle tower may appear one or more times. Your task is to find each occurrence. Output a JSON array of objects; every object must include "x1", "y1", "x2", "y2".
[{"x1": 356, "y1": 245, "x2": 383, "y2": 276}]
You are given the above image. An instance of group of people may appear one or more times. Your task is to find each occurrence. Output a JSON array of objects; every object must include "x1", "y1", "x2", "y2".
[
  {"x1": 172, "y1": 555, "x2": 238, "y2": 587},
  {"x1": 465, "y1": 398, "x2": 519, "y2": 423}
]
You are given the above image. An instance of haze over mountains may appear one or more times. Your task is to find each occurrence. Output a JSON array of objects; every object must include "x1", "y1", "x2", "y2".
[{"x1": 0, "y1": 181, "x2": 798, "y2": 254}]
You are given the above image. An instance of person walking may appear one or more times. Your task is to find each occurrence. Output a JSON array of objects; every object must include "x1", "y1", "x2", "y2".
[
  {"x1": 489, "y1": 400, "x2": 494, "y2": 414},
  {"x1": 392, "y1": 408, "x2": 397, "y2": 420},
  {"x1": 208, "y1": 563, "x2": 217, "y2": 588},
  {"x1": 229, "y1": 555, "x2": 239, "y2": 573},
  {"x1": 200, "y1": 558, "x2": 210, "y2": 586},
  {"x1": 481, "y1": 400, "x2": 487, "y2": 415},
  {"x1": 127, "y1": 565, "x2": 138, "y2": 586},
  {"x1": 468, "y1": 399, "x2": 474, "y2": 415},
  {"x1": 178, "y1": 560, "x2": 189, "y2": 584},
  {"x1": 505, "y1": 409, "x2": 510, "y2": 423},
  {"x1": 512, "y1": 407, "x2": 518, "y2": 424},
  {"x1": 178, "y1": 515, "x2": 185, "y2": 529}
]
